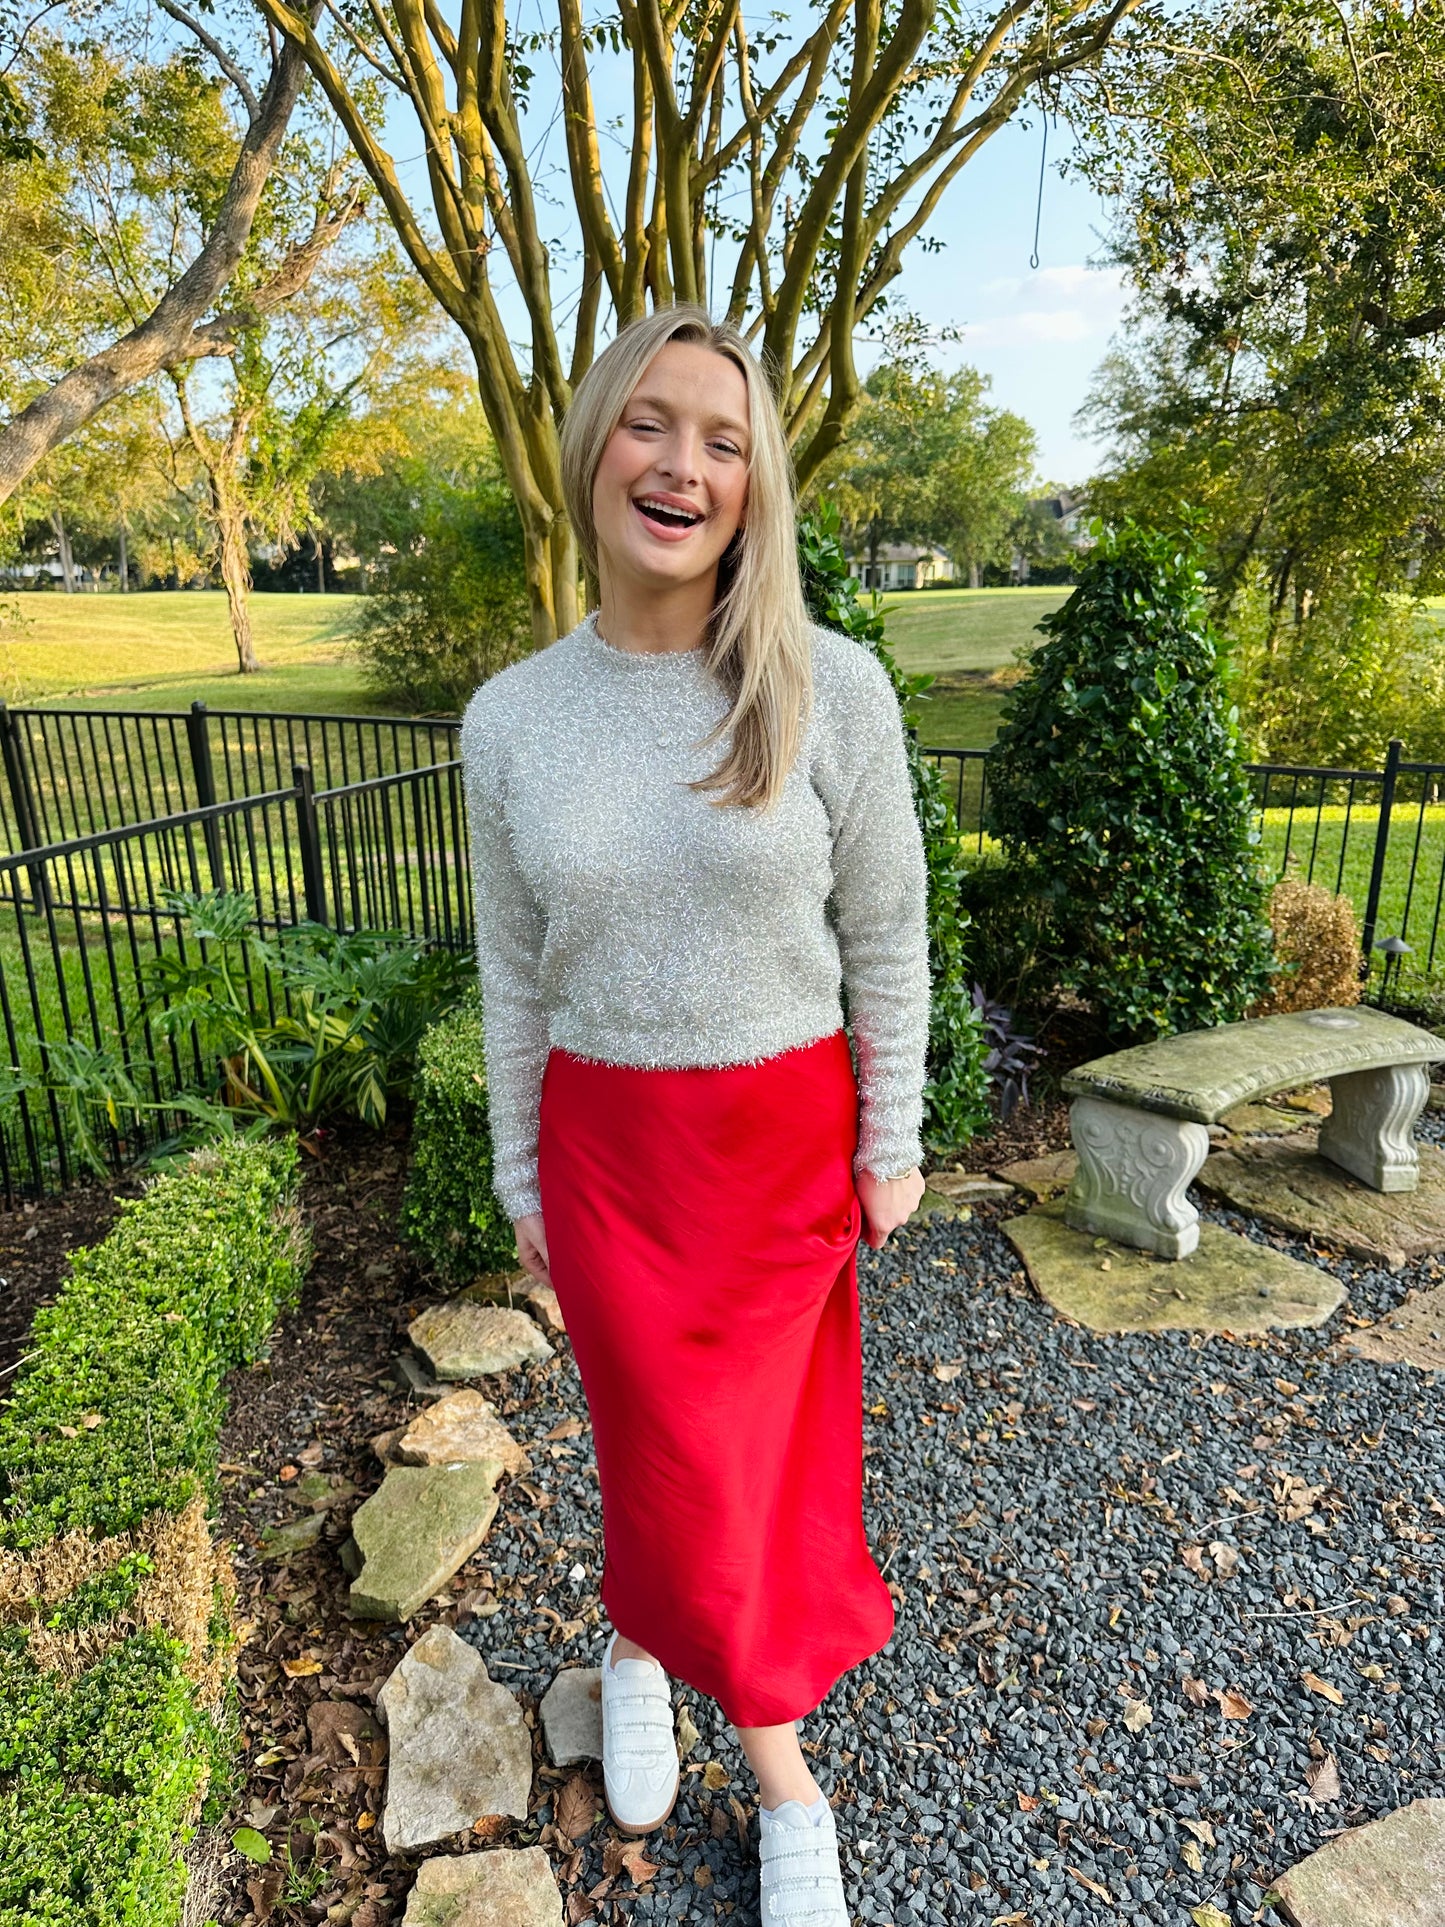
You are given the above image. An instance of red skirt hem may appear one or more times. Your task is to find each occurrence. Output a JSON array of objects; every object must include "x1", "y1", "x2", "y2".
[{"x1": 536, "y1": 1026, "x2": 895, "y2": 1728}]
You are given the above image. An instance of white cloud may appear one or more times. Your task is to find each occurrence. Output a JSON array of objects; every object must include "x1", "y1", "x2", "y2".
[{"x1": 963, "y1": 263, "x2": 1127, "y2": 344}]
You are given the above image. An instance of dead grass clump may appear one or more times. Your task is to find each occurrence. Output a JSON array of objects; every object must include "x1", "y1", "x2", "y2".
[{"x1": 1251, "y1": 877, "x2": 1362, "y2": 1018}]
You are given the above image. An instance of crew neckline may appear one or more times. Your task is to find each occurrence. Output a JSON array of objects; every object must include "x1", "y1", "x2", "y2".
[{"x1": 583, "y1": 609, "x2": 710, "y2": 667}]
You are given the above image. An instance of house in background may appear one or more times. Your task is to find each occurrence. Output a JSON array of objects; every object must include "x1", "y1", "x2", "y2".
[{"x1": 846, "y1": 542, "x2": 956, "y2": 591}]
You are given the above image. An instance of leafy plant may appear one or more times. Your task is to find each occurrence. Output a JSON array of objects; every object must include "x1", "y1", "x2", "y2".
[
  {"x1": 985, "y1": 517, "x2": 1275, "y2": 1038},
  {"x1": 970, "y1": 985, "x2": 1039, "y2": 1121},
  {"x1": 799, "y1": 500, "x2": 992, "y2": 1154},
  {"x1": 141, "y1": 887, "x2": 473, "y2": 1134}
]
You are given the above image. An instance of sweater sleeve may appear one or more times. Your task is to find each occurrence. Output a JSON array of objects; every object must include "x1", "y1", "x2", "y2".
[
  {"x1": 460, "y1": 696, "x2": 551, "y2": 1222},
  {"x1": 823, "y1": 652, "x2": 932, "y2": 1183}
]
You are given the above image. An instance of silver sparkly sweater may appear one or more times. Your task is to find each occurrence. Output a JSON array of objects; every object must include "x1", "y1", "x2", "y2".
[{"x1": 458, "y1": 608, "x2": 931, "y2": 1221}]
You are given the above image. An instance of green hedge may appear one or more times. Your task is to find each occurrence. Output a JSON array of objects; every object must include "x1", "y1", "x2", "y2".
[
  {"x1": 400, "y1": 988, "x2": 519, "y2": 1283},
  {"x1": 0, "y1": 1135, "x2": 310, "y2": 1926}
]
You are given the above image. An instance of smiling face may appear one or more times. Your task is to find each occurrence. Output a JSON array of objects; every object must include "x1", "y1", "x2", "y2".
[{"x1": 591, "y1": 340, "x2": 751, "y2": 601}]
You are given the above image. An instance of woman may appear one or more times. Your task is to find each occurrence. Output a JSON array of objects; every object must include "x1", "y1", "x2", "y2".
[{"x1": 460, "y1": 303, "x2": 929, "y2": 1923}]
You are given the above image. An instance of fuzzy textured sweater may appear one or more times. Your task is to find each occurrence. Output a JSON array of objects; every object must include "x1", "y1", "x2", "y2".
[{"x1": 458, "y1": 608, "x2": 931, "y2": 1222}]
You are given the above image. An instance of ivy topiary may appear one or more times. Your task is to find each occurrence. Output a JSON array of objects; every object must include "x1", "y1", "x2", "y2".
[
  {"x1": 985, "y1": 518, "x2": 1275, "y2": 1037},
  {"x1": 798, "y1": 501, "x2": 992, "y2": 1154}
]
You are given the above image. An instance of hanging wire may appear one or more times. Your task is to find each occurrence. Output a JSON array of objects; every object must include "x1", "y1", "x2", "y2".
[{"x1": 1029, "y1": 78, "x2": 1056, "y2": 271}]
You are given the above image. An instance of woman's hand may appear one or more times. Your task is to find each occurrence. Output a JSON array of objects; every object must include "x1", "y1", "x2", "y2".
[
  {"x1": 854, "y1": 1164, "x2": 926, "y2": 1249},
  {"x1": 513, "y1": 1211, "x2": 552, "y2": 1287}
]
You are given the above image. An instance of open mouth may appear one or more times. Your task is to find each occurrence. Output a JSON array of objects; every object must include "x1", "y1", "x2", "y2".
[{"x1": 632, "y1": 495, "x2": 705, "y2": 534}]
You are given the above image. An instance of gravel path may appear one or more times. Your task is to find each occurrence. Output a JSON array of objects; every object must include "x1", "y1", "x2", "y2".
[{"x1": 461, "y1": 1161, "x2": 1445, "y2": 1927}]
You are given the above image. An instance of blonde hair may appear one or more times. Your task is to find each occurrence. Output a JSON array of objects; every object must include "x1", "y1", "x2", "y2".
[{"x1": 559, "y1": 303, "x2": 812, "y2": 812}]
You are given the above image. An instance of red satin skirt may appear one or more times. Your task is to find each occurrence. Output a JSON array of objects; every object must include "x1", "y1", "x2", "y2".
[{"x1": 536, "y1": 1025, "x2": 895, "y2": 1727}]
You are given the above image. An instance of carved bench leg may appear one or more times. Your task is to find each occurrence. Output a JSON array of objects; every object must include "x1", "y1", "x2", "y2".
[
  {"x1": 1319, "y1": 1063, "x2": 1428, "y2": 1193},
  {"x1": 1065, "y1": 1096, "x2": 1212, "y2": 1260}
]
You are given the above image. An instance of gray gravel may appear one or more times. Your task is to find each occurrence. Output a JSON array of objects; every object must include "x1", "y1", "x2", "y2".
[{"x1": 452, "y1": 1139, "x2": 1445, "y2": 1927}]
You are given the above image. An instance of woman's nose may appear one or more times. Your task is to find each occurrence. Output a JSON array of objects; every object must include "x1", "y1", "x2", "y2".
[{"x1": 655, "y1": 428, "x2": 703, "y2": 483}]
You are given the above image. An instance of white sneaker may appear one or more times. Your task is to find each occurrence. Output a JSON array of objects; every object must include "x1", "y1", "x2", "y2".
[
  {"x1": 599, "y1": 1629, "x2": 679, "y2": 1835},
  {"x1": 758, "y1": 1796, "x2": 851, "y2": 1923}
]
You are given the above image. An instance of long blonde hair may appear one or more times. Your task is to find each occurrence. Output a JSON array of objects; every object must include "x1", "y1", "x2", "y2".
[{"x1": 559, "y1": 303, "x2": 812, "y2": 812}]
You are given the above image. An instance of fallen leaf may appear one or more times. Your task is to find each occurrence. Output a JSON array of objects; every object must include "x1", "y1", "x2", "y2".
[
  {"x1": 1191, "y1": 1908, "x2": 1231, "y2": 1927},
  {"x1": 1216, "y1": 1687, "x2": 1254, "y2": 1721},
  {"x1": 565, "y1": 1894, "x2": 596, "y2": 1925},
  {"x1": 556, "y1": 1773, "x2": 598, "y2": 1841},
  {"x1": 675, "y1": 1701, "x2": 700, "y2": 1758},
  {"x1": 280, "y1": 1656, "x2": 322, "y2": 1679},
  {"x1": 1017, "y1": 1791, "x2": 1040, "y2": 1812},
  {"x1": 1123, "y1": 1699, "x2": 1153, "y2": 1733},
  {"x1": 1180, "y1": 1840, "x2": 1203, "y2": 1873},
  {"x1": 694, "y1": 1865, "x2": 714, "y2": 1887},
  {"x1": 232, "y1": 1827, "x2": 272, "y2": 1864},
  {"x1": 1180, "y1": 1817, "x2": 1216, "y2": 1846},
  {"x1": 1181, "y1": 1546, "x2": 1211, "y2": 1577},
  {"x1": 701, "y1": 1759, "x2": 730, "y2": 1791},
  {"x1": 1302, "y1": 1670, "x2": 1345, "y2": 1706},
  {"x1": 616, "y1": 1840, "x2": 659, "y2": 1885},
  {"x1": 278, "y1": 1464, "x2": 298, "y2": 1483},
  {"x1": 1305, "y1": 1753, "x2": 1342, "y2": 1803},
  {"x1": 932, "y1": 1362, "x2": 962, "y2": 1382},
  {"x1": 1181, "y1": 1677, "x2": 1211, "y2": 1708},
  {"x1": 1207, "y1": 1541, "x2": 1240, "y2": 1578},
  {"x1": 1065, "y1": 1865, "x2": 1112, "y2": 1903},
  {"x1": 546, "y1": 1417, "x2": 586, "y2": 1440}
]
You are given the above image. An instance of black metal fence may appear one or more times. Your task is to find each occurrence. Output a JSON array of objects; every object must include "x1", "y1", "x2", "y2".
[
  {"x1": 916, "y1": 737, "x2": 1444, "y2": 980},
  {"x1": 0, "y1": 702, "x2": 1439, "y2": 1201}
]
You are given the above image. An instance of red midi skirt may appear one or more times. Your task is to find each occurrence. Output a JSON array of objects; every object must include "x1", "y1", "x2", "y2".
[{"x1": 536, "y1": 1025, "x2": 895, "y2": 1728}]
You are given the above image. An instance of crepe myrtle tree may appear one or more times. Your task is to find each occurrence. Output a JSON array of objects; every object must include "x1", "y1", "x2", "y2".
[{"x1": 244, "y1": 0, "x2": 1153, "y2": 649}]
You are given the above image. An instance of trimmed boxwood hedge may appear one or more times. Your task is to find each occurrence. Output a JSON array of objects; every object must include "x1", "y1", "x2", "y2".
[
  {"x1": 0, "y1": 1135, "x2": 310, "y2": 1927},
  {"x1": 399, "y1": 988, "x2": 520, "y2": 1285}
]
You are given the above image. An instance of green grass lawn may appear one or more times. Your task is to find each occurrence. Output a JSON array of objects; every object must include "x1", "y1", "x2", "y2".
[
  {"x1": 0, "y1": 589, "x2": 389, "y2": 714},
  {"x1": 878, "y1": 586, "x2": 1066, "y2": 749}
]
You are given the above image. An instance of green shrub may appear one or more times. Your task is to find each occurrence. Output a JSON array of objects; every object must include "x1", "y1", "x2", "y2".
[
  {"x1": 0, "y1": 1135, "x2": 308, "y2": 1548},
  {"x1": 0, "y1": 1135, "x2": 311, "y2": 1925},
  {"x1": 986, "y1": 519, "x2": 1275, "y2": 1038},
  {"x1": 400, "y1": 989, "x2": 519, "y2": 1284},
  {"x1": 799, "y1": 502, "x2": 992, "y2": 1153},
  {"x1": 955, "y1": 851, "x2": 1065, "y2": 1019}
]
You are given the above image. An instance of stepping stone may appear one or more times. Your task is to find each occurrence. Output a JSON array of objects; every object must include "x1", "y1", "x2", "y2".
[
  {"x1": 1004, "y1": 1200, "x2": 1344, "y2": 1334},
  {"x1": 258, "y1": 1513, "x2": 326, "y2": 1559},
  {"x1": 348, "y1": 1462, "x2": 503, "y2": 1621},
  {"x1": 1202, "y1": 1138, "x2": 1445, "y2": 1270},
  {"x1": 400, "y1": 1845, "x2": 563, "y2": 1926},
  {"x1": 926, "y1": 1170, "x2": 1017, "y2": 1204},
  {"x1": 520, "y1": 1280, "x2": 566, "y2": 1336},
  {"x1": 409, "y1": 1301, "x2": 553, "y2": 1379},
  {"x1": 459, "y1": 1267, "x2": 531, "y2": 1305},
  {"x1": 539, "y1": 1666, "x2": 603, "y2": 1766},
  {"x1": 379, "y1": 1624, "x2": 533, "y2": 1854},
  {"x1": 385, "y1": 1390, "x2": 530, "y2": 1476},
  {"x1": 1338, "y1": 1285, "x2": 1445, "y2": 1374},
  {"x1": 908, "y1": 1186, "x2": 969, "y2": 1225},
  {"x1": 1269, "y1": 1796, "x2": 1445, "y2": 1926},
  {"x1": 995, "y1": 1150, "x2": 1078, "y2": 1201},
  {"x1": 393, "y1": 1350, "x2": 456, "y2": 1399},
  {"x1": 1220, "y1": 1101, "x2": 1320, "y2": 1138}
]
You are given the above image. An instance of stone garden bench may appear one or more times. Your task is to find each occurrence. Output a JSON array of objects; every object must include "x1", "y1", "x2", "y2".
[{"x1": 1061, "y1": 1007, "x2": 1442, "y2": 1259}]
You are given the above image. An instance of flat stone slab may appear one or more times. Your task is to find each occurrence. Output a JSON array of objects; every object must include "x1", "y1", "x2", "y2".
[
  {"x1": 1202, "y1": 1138, "x2": 1445, "y2": 1269},
  {"x1": 539, "y1": 1666, "x2": 602, "y2": 1766},
  {"x1": 401, "y1": 1846, "x2": 563, "y2": 1926},
  {"x1": 258, "y1": 1512, "x2": 326, "y2": 1559},
  {"x1": 520, "y1": 1280, "x2": 566, "y2": 1335},
  {"x1": 996, "y1": 1151, "x2": 1078, "y2": 1201},
  {"x1": 925, "y1": 1170, "x2": 1018, "y2": 1204},
  {"x1": 382, "y1": 1390, "x2": 530, "y2": 1477},
  {"x1": 1063, "y1": 1006, "x2": 1439, "y2": 1123},
  {"x1": 379, "y1": 1624, "x2": 533, "y2": 1854},
  {"x1": 1337, "y1": 1285, "x2": 1445, "y2": 1374},
  {"x1": 909, "y1": 1186, "x2": 969, "y2": 1225},
  {"x1": 409, "y1": 1301, "x2": 553, "y2": 1379},
  {"x1": 458, "y1": 1267, "x2": 531, "y2": 1305},
  {"x1": 349, "y1": 1463, "x2": 502, "y2": 1621},
  {"x1": 1270, "y1": 1797, "x2": 1445, "y2": 1926},
  {"x1": 1005, "y1": 1201, "x2": 1344, "y2": 1334},
  {"x1": 1220, "y1": 1100, "x2": 1321, "y2": 1137}
]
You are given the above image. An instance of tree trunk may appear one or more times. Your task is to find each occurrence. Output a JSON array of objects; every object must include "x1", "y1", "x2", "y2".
[
  {"x1": 215, "y1": 485, "x2": 259, "y2": 671},
  {"x1": 969, "y1": 558, "x2": 981, "y2": 590},
  {"x1": 118, "y1": 522, "x2": 129, "y2": 593},
  {"x1": 51, "y1": 510, "x2": 76, "y2": 593},
  {"x1": 315, "y1": 532, "x2": 324, "y2": 595}
]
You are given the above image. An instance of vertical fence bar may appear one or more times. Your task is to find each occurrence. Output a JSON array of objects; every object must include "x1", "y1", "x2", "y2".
[
  {"x1": 1360, "y1": 739, "x2": 1403, "y2": 961},
  {"x1": 294, "y1": 764, "x2": 328, "y2": 926},
  {"x1": 0, "y1": 702, "x2": 48, "y2": 912},
  {"x1": 186, "y1": 700, "x2": 225, "y2": 888}
]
